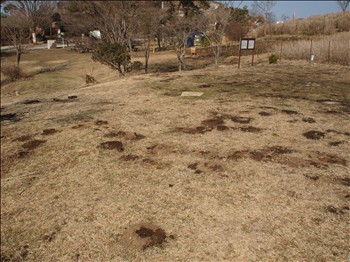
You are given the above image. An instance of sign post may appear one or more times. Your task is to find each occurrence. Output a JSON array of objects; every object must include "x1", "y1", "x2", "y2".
[{"x1": 238, "y1": 38, "x2": 256, "y2": 69}]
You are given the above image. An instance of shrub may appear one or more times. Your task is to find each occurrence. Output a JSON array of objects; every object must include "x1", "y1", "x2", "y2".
[
  {"x1": 131, "y1": 61, "x2": 143, "y2": 71},
  {"x1": 92, "y1": 42, "x2": 131, "y2": 76},
  {"x1": 269, "y1": 54, "x2": 279, "y2": 64},
  {"x1": 201, "y1": 36, "x2": 210, "y2": 47},
  {"x1": 1, "y1": 64, "x2": 24, "y2": 81}
]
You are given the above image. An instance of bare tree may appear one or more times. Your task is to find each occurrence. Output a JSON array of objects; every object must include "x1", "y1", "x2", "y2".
[
  {"x1": 206, "y1": 7, "x2": 231, "y2": 67},
  {"x1": 250, "y1": 0, "x2": 276, "y2": 35},
  {"x1": 64, "y1": 1, "x2": 139, "y2": 46},
  {"x1": 3, "y1": 0, "x2": 56, "y2": 33},
  {"x1": 336, "y1": 0, "x2": 350, "y2": 12},
  {"x1": 136, "y1": 4, "x2": 164, "y2": 73},
  {"x1": 165, "y1": 14, "x2": 204, "y2": 71},
  {"x1": 1, "y1": 13, "x2": 33, "y2": 67}
]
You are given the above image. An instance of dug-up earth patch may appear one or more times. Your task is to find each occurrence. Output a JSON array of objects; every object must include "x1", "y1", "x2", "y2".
[{"x1": 1, "y1": 49, "x2": 350, "y2": 261}]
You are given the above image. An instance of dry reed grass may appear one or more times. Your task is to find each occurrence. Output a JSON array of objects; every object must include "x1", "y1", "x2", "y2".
[
  {"x1": 272, "y1": 32, "x2": 350, "y2": 65},
  {"x1": 252, "y1": 11, "x2": 350, "y2": 38}
]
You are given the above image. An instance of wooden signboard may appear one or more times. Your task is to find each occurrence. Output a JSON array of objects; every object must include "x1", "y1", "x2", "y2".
[{"x1": 238, "y1": 38, "x2": 256, "y2": 68}]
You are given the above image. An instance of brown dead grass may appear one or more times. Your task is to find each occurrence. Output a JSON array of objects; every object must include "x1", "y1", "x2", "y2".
[{"x1": 1, "y1": 47, "x2": 349, "y2": 261}]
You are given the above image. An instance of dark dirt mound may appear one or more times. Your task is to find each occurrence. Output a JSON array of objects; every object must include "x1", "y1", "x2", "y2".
[
  {"x1": 68, "y1": 95, "x2": 78, "y2": 99},
  {"x1": 71, "y1": 124, "x2": 86, "y2": 129},
  {"x1": 238, "y1": 126, "x2": 262, "y2": 133},
  {"x1": 329, "y1": 141, "x2": 346, "y2": 147},
  {"x1": 175, "y1": 126, "x2": 210, "y2": 134},
  {"x1": 104, "y1": 131, "x2": 145, "y2": 141},
  {"x1": 302, "y1": 117, "x2": 316, "y2": 123},
  {"x1": 325, "y1": 205, "x2": 348, "y2": 215},
  {"x1": 0, "y1": 113, "x2": 17, "y2": 121},
  {"x1": 22, "y1": 140, "x2": 46, "y2": 150},
  {"x1": 259, "y1": 111, "x2": 271, "y2": 116},
  {"x1": 23, "y1": 99, "x2": 41, "y2": 104},
  {"x1": 217, "y1": 125, "x2": 229, "y2": 131},
  {"x1": 95, "y1": 120, "x2": 109, "y2": 125},
  {"x1": 104, "y1": 131, "x2": 124, "y2": 138},
  {"x1": 281, "y1": 109, "x2": 299, "y2": 115},
  {"x1": 336, "y1": 177, "x2": 350, "y2": 187},
  {"x1": 268, "y1": 146, "x2": 294, "y2": 154},
  {"x1": 17, "y1": 151, "x2": 30, "y2": 158},
  {"x1": 120, "y1": 223, "x2": 168, "y2": 250},
  {"x1": 98, "y1": 141, "x2": 124, "y2": 151},
  {"x1": 231, "y1": 116, "x2": 251, "y2": 124},
  {"x1": 42, "y1": 129, "x2": 58, "y2": 135},
  {"x1": 303, "y1": 131, "x2": 325, "y2": 140},
  {"x1": 303, "y1": 174, "x2": 320, "y2": 181},
  {"x1": 13, "y1": 135, "x2": 33, "y2": 142},
  {"x1": 199, "y1": 84, "x2": 213, "y2": 88}
]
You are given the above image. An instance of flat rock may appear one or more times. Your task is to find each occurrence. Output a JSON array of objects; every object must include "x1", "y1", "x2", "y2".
[{"x1": 180, "y1": 92, "x2": 203, "y2": 97}]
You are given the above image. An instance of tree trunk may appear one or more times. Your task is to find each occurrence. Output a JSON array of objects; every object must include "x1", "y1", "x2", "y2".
[
  {"x1": 144, "y1": 41, "x2": 150, "y2": 73},
  {"x1": 16, "y1": 50, "x2": 21, "y2": 68}
]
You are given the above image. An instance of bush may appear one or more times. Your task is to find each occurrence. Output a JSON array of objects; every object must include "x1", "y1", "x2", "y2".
[
  {"x1": 201, "y1": 36, "x2": 210, "y2": 47},
  {"x1": 92, "y1": 42, "x2": 131, "y2": 75},
  {"x1": 1, "y1": 64, "x2": 24, "y2": 81},
  {"x1": 269, "y1": 54, "x2": 279, "y2": 64},
  {"x1": 131, "y1": 61, "x2": 143, "y2": 71}
]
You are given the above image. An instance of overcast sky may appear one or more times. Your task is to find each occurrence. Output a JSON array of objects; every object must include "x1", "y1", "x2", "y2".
[{"x1": 238, "y1": 1, "x2": 342, "y2": 20}]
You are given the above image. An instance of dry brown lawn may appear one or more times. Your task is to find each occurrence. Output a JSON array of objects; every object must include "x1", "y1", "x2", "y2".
[{"x1": 1, "y1": 47, "x2": 350, "y2": 262}]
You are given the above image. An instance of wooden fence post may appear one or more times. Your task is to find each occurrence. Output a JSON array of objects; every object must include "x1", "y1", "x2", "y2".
[
  {"x1": 309, "y1": 39, "x2": 313, "y2": 63},
  {"x1": 328, "y1": 41, "x2": 331, "y2": 63}
]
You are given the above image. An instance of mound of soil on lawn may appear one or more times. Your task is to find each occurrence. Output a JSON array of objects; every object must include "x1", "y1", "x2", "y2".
[
  {"x1": 13, "y1": 135, "x2": 33, "y2": 142},
  {"x1": 22, "y1": 140, "x2": 46, "y2": 150},
  {"x1": 42, "y1": 129, "x2": 58, "y2": 135},
  {"x1": 98, "y1": 141, "x2": 124, "y2": 151},
  {"x1": 281, "y1": 109, "x2": 299, "y2": 115},
  {"x1": 303, "y1": 131, "x2": 325, "y2": 140},
  {"x1": 259, "y1": 111, "x2": 271, "y2": 116},
  {"x1": 231, "y1": 116, "x2": 251, "y2": 124},
  {"x1": 95, "y1": 120, "x2": 109, "y2": 125},
  {"x1": 120, "y1": 223, "x2": 167, "y2": 250}
]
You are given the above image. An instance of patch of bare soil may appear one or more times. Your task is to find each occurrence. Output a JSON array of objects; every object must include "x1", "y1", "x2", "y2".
[
  {"x1": 303, "y1": 131, "x2": 326, "y2": 140},
  {"x1": 231, "y1": 116, "x2": 251, "y2": 124},
  {"x1": 22, "y1": 140, "x2": 46, "y2": 150},
  {"x1": 120, "y1": 223, "x2": 168, "y2": 250},
  {"x1": 0, "y1": 113, "x2": 18, "y2": 121},
  {"x1": 328, "y1": 141, "x2": 346, "y2": 146},
  {"x1": 236, "y1": 126, "x2": 262, "y2": 133},
  {"x1": 188, "y1": 161, "x2": 225, "y2": 174},
  {"x1": 104, "y1": 131, "x2": 145, "y2": 141},
  {"x1": 98, "y1": 141, "x2": 124, "y2": 151},
  {"x1": 42, "y1": 129, "x2": 58, "y2": 135},
  {"x1": 335, "y1": 177, "x2": 350, "y2": 187},
  {"x1": 281, "y1": 109, "x2": 299, "y2": 115},
  {"x1": 175, "y1": 126, "x2": 209, "y2": 134},
  {"x1": 258, "y1": 111, "x2": 271, "y2": 116},
  {"x1": 325, "y1": 205, "x2": 349, "y2": 215},
  {"x1": 22, "y1": 99, "x2": 41, "y2": 105},
  {"x1": 13, "y1": 135, "x2": 33, "y2": 142},
  {"x1": 302, "y1": 117, "x2": 316, "y2": 123},
  {"x1": 119, "y1": 154, "x2": 140, "y2": 161},
  {"x1": 95, "y1": 120, "x2": 109, "y2": 125}
]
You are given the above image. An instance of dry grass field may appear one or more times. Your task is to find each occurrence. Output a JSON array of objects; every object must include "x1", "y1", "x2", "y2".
[{"x1": 1, "y1": 47, "x2": 350, "y2": 261}]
